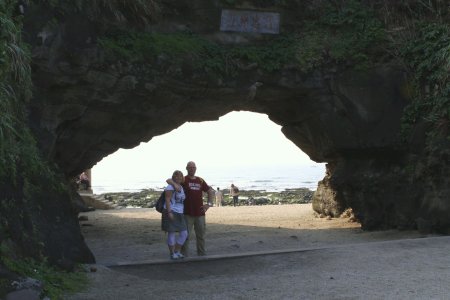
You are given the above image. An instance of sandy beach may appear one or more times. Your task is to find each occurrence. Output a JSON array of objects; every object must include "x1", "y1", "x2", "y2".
[
  {"x1": 68, "y1": 204, "x2": 450, "y2": 299},
  {"x1": 77, "y1": 204, "x2": 423, "y2": 265}
]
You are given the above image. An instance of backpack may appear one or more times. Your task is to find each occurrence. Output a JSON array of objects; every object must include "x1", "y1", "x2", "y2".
[
  {"x1": 233, "y1": 187, "x2": 239, "y2": 193},
  {"x1": 155, "y1": 191, "x2": 165, "y2": 213}
]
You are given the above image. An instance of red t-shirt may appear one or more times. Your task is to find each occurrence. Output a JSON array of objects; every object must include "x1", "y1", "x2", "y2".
[{"x1": 182, "y1": 176, "x2": 210, "y2": 216}]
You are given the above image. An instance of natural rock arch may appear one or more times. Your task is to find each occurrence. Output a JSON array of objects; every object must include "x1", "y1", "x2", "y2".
[
  {"x1": 27, "y1": 5, "x2": 409, "y2": 231},
  {"x1": 30, "y1": 37, "x2": 410, "y2": 230},
  {"x1": 14, "y1": 0, "x2": 448, "y2": 266}
]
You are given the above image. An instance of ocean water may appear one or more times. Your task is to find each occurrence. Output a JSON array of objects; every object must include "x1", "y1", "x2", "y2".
[{"x1": 92, "y1": 164, "x2": 326, "y2": 194}]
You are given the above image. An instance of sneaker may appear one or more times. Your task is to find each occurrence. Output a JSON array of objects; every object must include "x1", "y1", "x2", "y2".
[{"x1": 170, "y1": 252, "x2": 185, "y2": 260}]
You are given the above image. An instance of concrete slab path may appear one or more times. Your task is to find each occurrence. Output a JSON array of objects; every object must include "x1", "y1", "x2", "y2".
[{"x1": 68, "y1": 236, "x2": 450, "y2": 300}]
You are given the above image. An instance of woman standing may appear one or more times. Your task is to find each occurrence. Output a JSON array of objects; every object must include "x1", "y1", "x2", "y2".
[{"x1": 162, "y1": 170, "x2": 188, "y2": 260}]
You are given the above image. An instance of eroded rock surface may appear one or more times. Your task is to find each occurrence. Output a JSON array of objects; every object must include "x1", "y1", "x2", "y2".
[{"x1": 16, "y1": 0, "x2": 449, "y2": 265}]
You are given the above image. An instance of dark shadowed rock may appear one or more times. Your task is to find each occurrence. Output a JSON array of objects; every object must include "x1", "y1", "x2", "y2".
[{"x1": 5, "y1": 0, "x2": 447, "y2": 265}]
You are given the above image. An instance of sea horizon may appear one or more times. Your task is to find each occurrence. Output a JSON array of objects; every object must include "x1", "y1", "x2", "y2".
[{"x1": 92, "y1": 164, "x2": 326, "y2": 194}]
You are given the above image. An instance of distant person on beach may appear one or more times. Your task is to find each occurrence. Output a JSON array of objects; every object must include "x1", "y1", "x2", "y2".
[
  {"x1": 167, "y1": 161, "x2": 215, "y2": 256},
  {"x1": 77, "y1": 171, "x2": 90, "y2": 190},
  {"x1": 215, "y1": 187, "x2": 223, "y2": 207},
  {"x1": 230, "y1": 184, "x2": 240, "y2": 206},
  {"x1": 162, "y1": 170, "x2": 188, "y2": 260}
]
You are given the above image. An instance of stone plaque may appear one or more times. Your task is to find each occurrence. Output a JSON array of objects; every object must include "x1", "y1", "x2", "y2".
[{"x1": 220, "y1": 9, "x2": 280, "y2": 34}]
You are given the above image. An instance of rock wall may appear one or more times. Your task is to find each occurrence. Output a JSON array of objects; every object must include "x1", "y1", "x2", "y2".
[{"x1": 12, "y1": 0, "x2": 449, "y2": 263}]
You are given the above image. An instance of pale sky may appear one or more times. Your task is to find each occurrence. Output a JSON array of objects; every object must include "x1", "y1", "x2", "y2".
[{"x1": 92, "y1": 111, "x2": 318, "y2": 182}]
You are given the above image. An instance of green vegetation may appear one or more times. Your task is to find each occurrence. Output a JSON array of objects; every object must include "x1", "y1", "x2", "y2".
[
  {"x1": 32, "y1": 0, "x2": 160, "y2": 24},
  {"x1": 374, "y1": 0, "x2": 450, "y2": 144},
  {"x1": 0, "y1": 0, "x2": 66, "y2": 197},
  {"x1": 0, "y1": 243, "x2": 88, "y2": 299},
  {"x1": 99, "y1": 31, "x2": 206, "y2": 63},
  {"x1": 0, "y1": 1, "x2": 32, "y2": 181},
  {"x1": 99, "y1": 31, "x2": 304, "y2": 74},
  {"x1": 98, "y1": 0, "x2": 448, "y2": 142},
  {"x1": 99, "y1": 1, "x2": 385, "y2": 75},
  {"x1": 296, "y1": 1, "x2": 386, "y2": 72},
  {"x1": 220, "y1": 0, "x2": 291, "y2": 6},
  {"x1": 400, "y1": 22, "x2": 450, "y2": 143},
  {"x1": 1, "y1": 2, "x2": 83, "y2": 298}
]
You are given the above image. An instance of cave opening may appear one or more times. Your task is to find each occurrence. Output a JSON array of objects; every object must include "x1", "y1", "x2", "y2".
[
  {"x1": 90, "y1": 110, "x2": 326, "y2": 195},
  {"x1": 78, "y1": 110, "x2": 358, "y2": 265}
]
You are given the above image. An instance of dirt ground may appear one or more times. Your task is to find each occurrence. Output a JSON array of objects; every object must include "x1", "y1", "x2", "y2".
[{"x1": 67, "y1": 204, "x2": 450, "y2": 299}]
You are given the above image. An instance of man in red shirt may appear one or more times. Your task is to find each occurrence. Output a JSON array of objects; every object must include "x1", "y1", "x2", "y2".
[{"x1": 168, "y1": 161, "x2": 215, "y2": 256}]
